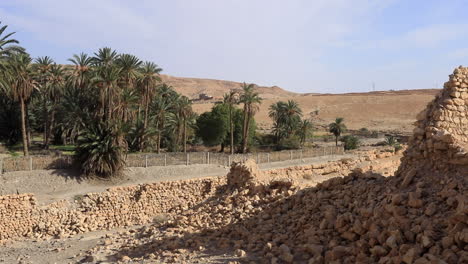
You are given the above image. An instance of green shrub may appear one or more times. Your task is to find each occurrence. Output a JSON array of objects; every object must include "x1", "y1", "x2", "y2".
[
  {"x1": 340, "y1": 135, "x2": 360, "y2": 150},
  {"x1": 277, "y1": 136, "x2": 301, "y2": 150},
  {"x1": 75, "y1": 121, "x2": 127, "y2": 178},
  {"x1": 394, "y1": 143, "x2": 403, "y2": 152}
]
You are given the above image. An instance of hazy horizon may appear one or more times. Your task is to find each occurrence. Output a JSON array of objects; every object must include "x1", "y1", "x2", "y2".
[{"x1": 1, "y1": 0, "x2": 467, "y2": 93}]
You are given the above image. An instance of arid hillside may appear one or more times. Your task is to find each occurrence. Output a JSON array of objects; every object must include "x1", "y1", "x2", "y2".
[
  {"x1": 161, "y1": 74, "x2": 438, "y2": 132},
  {"x1": 160, "y1": 74, "x2": 297, "y2": 100}
]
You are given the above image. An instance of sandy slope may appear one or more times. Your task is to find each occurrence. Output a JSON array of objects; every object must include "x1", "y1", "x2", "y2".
[
  {"x1": 192, "y1": 89, "x2": 439, "y2": 132},
  {"x1": 160, "y1": 74, "x2": 437, "y2": 132}
]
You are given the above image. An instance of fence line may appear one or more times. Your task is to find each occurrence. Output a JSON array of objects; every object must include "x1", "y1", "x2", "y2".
[{"x1": 1, "y1": 146, "x2": 344, "y2": 173}]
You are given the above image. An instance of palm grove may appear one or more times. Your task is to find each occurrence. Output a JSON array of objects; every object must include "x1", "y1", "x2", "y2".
[
  {"x1": 0, "y1": 22, "x2": 320, "y2": 177},
  {"x1": 0, "y1": 22, "x2": 266, "y2": 177}
]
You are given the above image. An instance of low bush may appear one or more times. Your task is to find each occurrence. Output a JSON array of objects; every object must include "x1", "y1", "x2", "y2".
[{"x1": 340, "y1": 135, "x2": 360, "y2": 150}]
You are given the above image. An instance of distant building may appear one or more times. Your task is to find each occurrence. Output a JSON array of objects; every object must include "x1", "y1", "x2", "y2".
[
  {"x1": 191, "y1": 93, "x2": 214, "y2": 102},
  {"x1": 198, "y1": 93, "x2": 213, "y2": 100}
]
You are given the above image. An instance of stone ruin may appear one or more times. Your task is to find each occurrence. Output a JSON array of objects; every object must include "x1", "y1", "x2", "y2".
[{"x1": 399, "y1": 66, "x2": 468, "y2": 176}]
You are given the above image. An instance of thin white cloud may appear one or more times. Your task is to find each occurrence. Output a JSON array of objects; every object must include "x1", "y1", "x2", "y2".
[{"x1": 371, "y1": 24, "x2": 468, "y2": 50}]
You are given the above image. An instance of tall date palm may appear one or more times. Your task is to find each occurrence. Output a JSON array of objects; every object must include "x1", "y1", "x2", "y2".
[
  {"x1": 2, "y1": 53, "x2": 37, "y2": 156},
  {"x1": 239, "y1": 83, "x2": 262, "y2": 153}
]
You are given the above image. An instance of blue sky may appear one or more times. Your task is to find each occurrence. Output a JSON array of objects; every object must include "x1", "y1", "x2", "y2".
[{"x1": 1, "y1": 0, "x2": 468, "y2": 93}]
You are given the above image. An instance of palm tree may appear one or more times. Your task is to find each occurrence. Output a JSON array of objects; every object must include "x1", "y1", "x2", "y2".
[
  {"x1": 44, "y1": 64, "x2": 65, "y2": 147},
  {"x1": 297, "y1": 119, "x2": 313, "y2": 147},
  {"x1": 34, "y1": 56, "x2": 54, "y2": 147},
  {"x1": 0, "y1": 22, "x2": 25, "y2": 59},
  {"x1": 92, "y1": 47, "x2": 119, "y2": 67},
  {"x1": 239, "y1": 83, "x2": 262, "y2": 153},
  {"x1": 269, "y1": 101, "x2": 286, "y2": 144},
  {"x1": 93, "y1": 65, "x2": 122, "y2": 122},
  {"x1": 138, "y1": 62, "x2": 162, "y2": 130},
  {"x1": 68, "y1": 53, "x2": 93, "y2": 90},
  {"x1": 75, "y1": 120, "x2": 127, "y2": 178},
  {"x1": 283, "y1": 100, "x2": 302, "y2": 135},
  {"x1": 150, "y1": 94, "x2": 171, "y2": 153},
  {"x1": 1, "y1": 53, "x2": 38, "y2": 156},
  {"x1": 176, "y1": 96, "x2": 192, "y2": 153},
  {"x1": 223, "y1": 90, "x2": 238, "y2": 154},
  {"x1": 116, "y1": 54, "x2": 142, "y2": 88},
  {"x1": 329, "y1": 117, "x2": 346, "y2": 146}
]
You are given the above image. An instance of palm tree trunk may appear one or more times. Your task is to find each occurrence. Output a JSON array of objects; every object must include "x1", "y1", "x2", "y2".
[
  {"x1": 107, "y1": 86, "x2": 112, "y2": 122},
  {"x1": 241, "y1": 107, "x2": 248, "y2": 153},
  {"x1": 46, "y1": 109, "x2": 55, "y2": 148},
  {"x1": 144, "y1": 100, "x2": 149, "y2": 129},
  {"x1": 242, "y1": 112, "x2": 251, "y2": 153},
  {"x1": 25, "y1": 103, "x2": 31, "y2": 149},
  {"x1": 229, "y1": 104, "x2": 234, "y2": 154},
  {"x1": 20, "y1": 98, "x2": 29, "y2": 156},
  {"x1": 143, "y1": 87, "x2": 148, "y2": 129},
  {"x1": 157, "y1": 131, "x2": 161, "y2": 154},
  {"x1": 183, "y1": 118, "x2": 187, "y2": 153},
  {"x1": 43, "y1": 100, "x2": 48, "y2": 148}
]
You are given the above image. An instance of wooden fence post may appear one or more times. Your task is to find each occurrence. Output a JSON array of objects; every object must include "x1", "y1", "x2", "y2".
[
  {"x1": 228, "y1": 155, "x2": 231, "y2": 166},
  {"x1": 164, "y1": 154, "x2": 167, "y2": 166},
  {"x1": 186, "y1": 153, "x2": 190, "y2": 165},
  {"x1": 145, "y1": 155, "x2": 148, "y2": 168},
  {"x1": 207, "y1": 152, "x2": 210, "y2": 164},
  {"x1": 290, "y1": 150, "x2": 293, "y2": 160},
  {"x1": 267, "y1": 153, "x2": 270, "y2": 163}
]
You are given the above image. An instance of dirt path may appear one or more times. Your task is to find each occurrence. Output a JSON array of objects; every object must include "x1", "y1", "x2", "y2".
[{"x1": 0, "y1": 153, "x2": 353, "y2": 205}]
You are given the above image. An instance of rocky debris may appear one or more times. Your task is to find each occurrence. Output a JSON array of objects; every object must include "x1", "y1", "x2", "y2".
[{"x1": 98, "y1": 165, "x2": 466, "y2": 263}]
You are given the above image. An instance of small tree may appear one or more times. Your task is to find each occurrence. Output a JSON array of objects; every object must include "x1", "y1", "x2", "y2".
[
  {"x1": 196, "y1": 110, "x2": 228, "y2": 148},
  {"x1": 297, "y1": 119, "x2": 313, "y2": 147},
  {"x1": 329, "y1": 117, "x2": 346, "y2": 146},
  {"x1": 385, "y1": 135, "x2": 402, "y2": 152},
  {"x1": 340, "y1": 135, "x2": 359, "y2": 150}
]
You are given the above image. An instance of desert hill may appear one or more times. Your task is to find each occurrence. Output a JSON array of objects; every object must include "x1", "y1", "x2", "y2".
[
  {"x1": 161, "y1": 74, "x2": 439, "y2": 133},
  {"x1": 160, "y1": 74, "x2": 297, "y2": 100}
]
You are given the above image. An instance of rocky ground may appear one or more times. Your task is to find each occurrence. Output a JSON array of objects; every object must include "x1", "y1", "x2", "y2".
[{"x1": 78, "y1": 160, "x2": 466, "y2": 264}]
